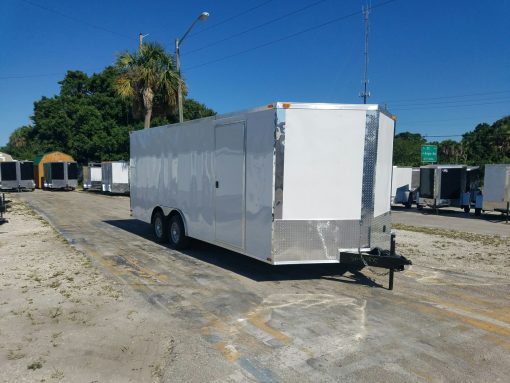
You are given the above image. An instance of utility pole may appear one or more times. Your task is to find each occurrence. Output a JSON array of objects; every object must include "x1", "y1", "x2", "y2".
[
  {"x1": 139, "y1": 33, "x2": 149, "y2": 51},
  {"x1": 359, "y1": 4, "x2": 370, "y2": 104}
]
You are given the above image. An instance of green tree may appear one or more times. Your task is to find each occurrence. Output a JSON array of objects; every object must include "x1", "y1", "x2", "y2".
[
  {"x1": 1, "y1": 64, "x2": 215, "y2": 164},
  {"x1": 437, "y1": 139, "x2": 465, "y2": 164},
  {"x1": 184, "y1": 99, "x2": 216, "y2": 120},
  {"x1": 393, "y1": 132, "x2": 426, "y2": 166},
  {"x1": 462, "y1": 116, "x2": 510, "y2": 164},
  {"x1": 115, "y1": 43, "x2": 184, "y2": 129}
]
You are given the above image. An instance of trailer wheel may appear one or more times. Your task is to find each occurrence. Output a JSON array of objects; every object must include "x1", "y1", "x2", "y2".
[
  {"x1": 152, "y1": 210, "x2": 168, "y2": 243},
  {"x1": 475, "y1": 208, "x2": 481, "y2": 216},
  {"x1": 168, "y1": 214, "x2": 190, "y2": 250}
]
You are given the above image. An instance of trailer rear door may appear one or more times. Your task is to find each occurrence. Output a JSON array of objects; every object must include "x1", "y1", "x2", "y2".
[{"x1": 214, "y1": 122, "x2": 246, "y2": 249}]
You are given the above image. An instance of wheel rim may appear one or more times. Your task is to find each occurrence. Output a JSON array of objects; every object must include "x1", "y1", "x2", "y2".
[
  {"x1": 170, "y1": 222, "x2": 180, "y2": 243},
  {"x1": 155, "y1": 216, "x2": 163, "y2": 238}
]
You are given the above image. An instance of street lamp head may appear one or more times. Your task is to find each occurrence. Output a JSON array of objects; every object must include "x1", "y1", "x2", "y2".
[{"x1": 199, "y1": 12, "x2": 209, "y2": 21}]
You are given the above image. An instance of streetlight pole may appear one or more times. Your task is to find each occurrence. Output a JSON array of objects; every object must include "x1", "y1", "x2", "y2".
[{"x1": 175, "y1": 11, "x2": 209, "y2": 123}]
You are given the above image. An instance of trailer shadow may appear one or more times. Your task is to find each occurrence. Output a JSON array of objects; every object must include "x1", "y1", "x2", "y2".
[{"x1": 103, "y1": 219, "x2": 383, "y2": 288}]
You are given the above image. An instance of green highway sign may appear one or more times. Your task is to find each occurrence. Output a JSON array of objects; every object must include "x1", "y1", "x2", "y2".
[{"x1": 421, "y1": 145, "x2": 438, "y2": 163}]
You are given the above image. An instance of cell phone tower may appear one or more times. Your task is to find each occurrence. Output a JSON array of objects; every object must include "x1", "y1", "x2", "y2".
[{"x1": 359, "y1": 3, "x2": 371, "y2": 104}]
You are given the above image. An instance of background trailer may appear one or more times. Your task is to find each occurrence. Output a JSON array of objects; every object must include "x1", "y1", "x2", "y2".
[
  {"x1": 101, "y1": 161, "x2": 129, "y2": 194},
  {"x1": 0, "y1": 161, "x2": 35, "y2": 191},
  {"x1": 130, "y1": 102, "x2": 411, "y2": 279},
  {"x1": 83, "y1": 163, "x2": 102, "y2": 191},
  {"x1": 482, "y1": 164, "x2": 510, "y2": 216},
  {"x1": 33, "y1": 151, "x2": 75, "y2": 189},
  {"x1": 391, "y1": 166, "x2": 415, "y2": 207},
  {"x1": 43, "y1": 162, "x2": 78, "y2": 190},
  {"x1": 417, "y1": 165, "x2": 468, "y2": 211}
]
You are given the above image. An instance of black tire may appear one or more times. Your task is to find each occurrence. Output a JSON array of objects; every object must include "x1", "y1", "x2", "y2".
[
  {"x1": 152, "y1": 210, "x2": 168, "y2": 243},
  {"x1": 475, "y1": 208, "x2": 482, "y2": 216},
  {"x1": 168, "y1": 214, "x2": 190, "y2": 250},
  {"x1": 464, "y1": 206, "x2": 470, "y2": 213}
]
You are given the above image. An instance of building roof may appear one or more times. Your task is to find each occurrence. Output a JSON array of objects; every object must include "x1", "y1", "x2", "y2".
[
  {"x1": 0, "y1": 152, "x2": 14, "y2": 162},
  {"x1": 33, "y1": 154, "x2": 44, "y2": 166}
]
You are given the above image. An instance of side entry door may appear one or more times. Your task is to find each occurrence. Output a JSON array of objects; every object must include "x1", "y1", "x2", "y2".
[{"x1": 214, "y1": 122, "x2": 246, "y2": 249}]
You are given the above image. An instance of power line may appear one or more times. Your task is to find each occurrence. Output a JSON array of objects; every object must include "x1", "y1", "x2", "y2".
[
  {"x1": 183, "y1": 0, "x2": 328, "y2": 56},
  {"x1": 403, "y1": 114, "x2": 506, "y2": 124},
  {"x1": 20, "y1": 0, "x2": 131, "y2": 40},
  {"x1": 0, "y1": 67, "x2": 106, "y2": 80},
  {"x1": 389, "y1": 94, "x2": 510, "y2": 108},
  {"x1": 185, "y1": 0, "x2": 399, "y2": 71},
  {"x1": 391, "y1": 98, "x2": 510, "y2": 111},
  {"x1": 188, "y1": 0, "x2": 274, "y2": 38},
  {"x1": 386, "y1": 90, "x2": 510, "y2": 104}
]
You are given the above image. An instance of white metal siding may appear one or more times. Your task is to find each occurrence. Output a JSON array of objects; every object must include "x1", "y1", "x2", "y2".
[
  {"x1": 282, "y1": 108, "x2": 366, "y2": 220},
  {"x1": 244, "y1": 109, "x2": 275, "y2": 260},
  {"x1": 391, "y1": 166, "x2": 413, "y2": 199},
  {"x1": 373, "y1": 114, "x2": 395, "y2": 217},
  {"x1": 483, "y1": 164, "x2": 510, "y2": 204}
]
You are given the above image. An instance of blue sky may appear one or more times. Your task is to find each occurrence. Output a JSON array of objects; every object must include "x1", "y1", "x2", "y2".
[{"x1": 1, "y1": 0, "x2": 509, "y2": 146}]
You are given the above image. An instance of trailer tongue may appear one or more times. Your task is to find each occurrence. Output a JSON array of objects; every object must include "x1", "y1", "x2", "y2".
[{"x1": 340, "y1": 233, "x2": 412, "y2": 290}]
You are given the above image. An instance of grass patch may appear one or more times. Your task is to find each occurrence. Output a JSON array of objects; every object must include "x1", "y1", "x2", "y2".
[
  {"x1": 27, "y1": 361, "x2": 43, "y2": 370},
  {"x1": 7, "y1": 350, "x2": 25, "y2": 360}
]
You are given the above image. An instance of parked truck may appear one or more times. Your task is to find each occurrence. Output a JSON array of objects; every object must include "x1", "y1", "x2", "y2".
[{"x1": 130, "y1": 103, "x2": 411, "y2": 287}]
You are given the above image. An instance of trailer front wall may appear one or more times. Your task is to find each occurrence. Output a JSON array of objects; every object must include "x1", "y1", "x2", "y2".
[
  {"x1": 0, "y1": 161, "x2": 17, "y2": 190},
  {"x1": 272, "y1": 107, "x2": 394, "y2": 264}
]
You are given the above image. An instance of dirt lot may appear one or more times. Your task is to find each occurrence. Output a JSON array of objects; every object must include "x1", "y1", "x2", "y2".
[{"x1": 1, "y1": 190, "x2": 510, "y2": 382}]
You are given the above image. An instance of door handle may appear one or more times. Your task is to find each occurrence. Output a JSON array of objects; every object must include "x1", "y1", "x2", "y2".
[{"x1": 215, "y1": 181, "x2": 219, "y2": 188}]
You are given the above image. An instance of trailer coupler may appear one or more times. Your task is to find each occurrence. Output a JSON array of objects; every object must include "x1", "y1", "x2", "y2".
[{"x1": 339, "y1": 234, "x2": 412, "y2": 290}]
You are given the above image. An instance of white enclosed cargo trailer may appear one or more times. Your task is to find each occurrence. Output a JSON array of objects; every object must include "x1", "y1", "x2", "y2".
[
  {"x1": 83, "y1": 163, "x2": 102, "y2": 191},
  {"x1": 130, "y1": 103, "x2": 411, "y2": 276},
  {"x1": 391, "y1": 166, "x2": 414, "y2": 207},
  {"x1": 482, "y1": 164, "x2": 510, "y2": 216},
  {"x1": 101, "y1": 161, "x2": 129, "y2": 194}
]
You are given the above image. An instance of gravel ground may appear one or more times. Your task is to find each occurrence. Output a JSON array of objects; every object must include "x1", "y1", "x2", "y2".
[
  {"x1": 394, "y1": 224, "x2": 510, "y2": 277},
  {"x1": 3, "y1": 191, "x2": 510, "y2": 383},
  {"x1": 0, "y1": 198, "x2": 233, "y2": 383}
]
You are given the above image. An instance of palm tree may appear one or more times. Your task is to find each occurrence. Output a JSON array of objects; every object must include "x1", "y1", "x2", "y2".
[{"x1": 115, "y1": 43, "x2": 185, "y2": 129}]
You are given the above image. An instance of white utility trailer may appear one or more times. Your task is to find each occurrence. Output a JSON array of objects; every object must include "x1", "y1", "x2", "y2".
[
  {"x1": 101, "y1": 161, "x2": 129, "y2": 194},
  {"x1": 130, "y1": 103, "x2": 411, "y2": 287},
  {"x1": 391, "y1": 166, "x2": 415, "y2": 207},
  {"x1": 482, "y1": 164, "x2": 510, "y2": 219},
  {"x1": 0, "y1": 160, "x2": 35, "y2": 191},
  {"x1": 83, "y1": 163, "x2": 102, "y2": 191}
]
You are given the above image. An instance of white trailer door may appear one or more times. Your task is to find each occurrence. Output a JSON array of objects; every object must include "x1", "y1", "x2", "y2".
[{"x1": 214, "y1": 122, "x2": 246, "y2": 249}]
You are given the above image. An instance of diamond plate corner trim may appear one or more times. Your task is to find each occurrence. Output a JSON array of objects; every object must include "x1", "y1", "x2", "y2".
[
  {"x1": 370, "y1": 212, "x2": 391, "y2": 249},
  {"x1": 273, "y1": 108, "x2": 286, "y2": 220},
  {"x1": 359, "y1": 110, "x2": 379, "y2": 249},
  {"x1": 272, "y1": 219, "x2": 361, "y2": 263}
]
